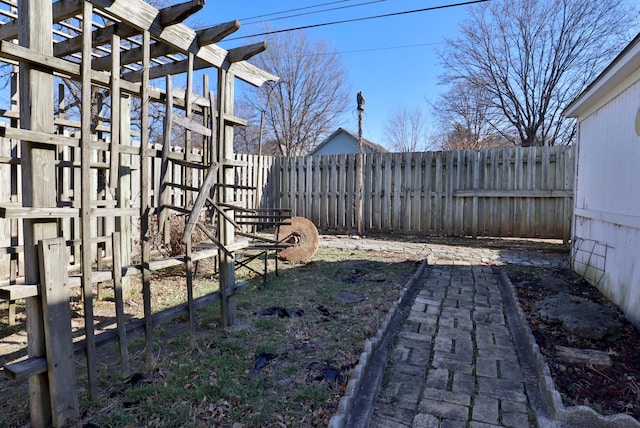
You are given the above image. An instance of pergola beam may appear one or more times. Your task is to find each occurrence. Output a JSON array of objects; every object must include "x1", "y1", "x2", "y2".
[
  {"x1": 89, "y1": 0, "x2": 277, "y2": 86},
  {"x1": 157, "y1": 0, "x2": 204, "y2": 26},
  {"x1": 196, "y1": 20, "x2": 240, "y2": 45},
  {"x1": 53, "y1": 0, "x2": 204, "y2": 58},
  {"x1": 226, "y1": 42, "x2": 267, "y2": 63},
  {"x1": 91, "y1": 39, "x2": 174, "y2": 71},
  {"x1": 90, "y1": 20, "x2": 243, "y2": 72},
  {"x1": 121, "y1": 42, "x2": 268, "y2": 82},
  {"x1": 0, "y1": 0, "x2": 82, "y2": 41}
]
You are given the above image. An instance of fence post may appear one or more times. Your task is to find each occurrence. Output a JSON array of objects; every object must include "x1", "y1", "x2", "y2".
[{"x1": 38, "y1": 237, "x2": 79, "y2": 427}]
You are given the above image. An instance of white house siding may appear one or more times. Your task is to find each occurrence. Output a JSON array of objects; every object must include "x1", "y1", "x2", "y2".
[
  {"x1": 572, "y1": 72, "x2": 640, "y2": 323},
  {"x1": 312, "y1": 132, "x2": 360, "y2": 156}
]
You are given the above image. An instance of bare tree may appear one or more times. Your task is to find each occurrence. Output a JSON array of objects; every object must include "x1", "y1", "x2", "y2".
[
  {"x1": 245, "y1": 29, "x2": 350, "y2": 156},
  {"x1": 440, "y1": 0, "x2": 638, "y2": 147},
  {"x1": 383, "y1": 106, "x2": 430, "y2": 152},
  {"x1": 431, "y1": 81, "x2": 510, "y2": 150}
]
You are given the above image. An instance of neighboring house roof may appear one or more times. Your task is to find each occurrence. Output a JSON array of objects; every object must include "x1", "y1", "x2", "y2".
[
  {"x1": 564, "y1": 32, "x2": 640, "y2": 118},
  {"x1": 308, "y1": 127, "x2": 389, "y2": 156}
]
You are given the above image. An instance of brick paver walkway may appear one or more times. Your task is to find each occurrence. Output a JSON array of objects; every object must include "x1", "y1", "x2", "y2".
[{"x1": 371, "y1": 261, "x2": 533, "y2": 428}]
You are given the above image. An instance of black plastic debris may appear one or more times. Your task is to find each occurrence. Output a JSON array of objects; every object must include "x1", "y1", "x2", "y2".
[
  {"x1": 316, "y1": 305, "x2": 331, "y2": 316},
  {"x1": 255, "y1": 307, "x2": 304, "y2": 318},
  {"x1": 122, "y1": 400, "x2": 141, "y2": 408},
  {"x1": 128, "y1": 372, "x2": 145, "y2": 386},
  {"x1": 312, "y1": 361, "x2": 346, "y2": 385},
  {"x1": 251, "y1": 352, "x2": 278, "y2": 375},
  {"x1": 322, "y1": 366, "x2": 343, "y2": 383}
]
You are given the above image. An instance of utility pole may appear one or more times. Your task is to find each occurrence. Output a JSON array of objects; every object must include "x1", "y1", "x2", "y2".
[{"x1": 356, "y1": 91, "x2": 365, "y2": 235}]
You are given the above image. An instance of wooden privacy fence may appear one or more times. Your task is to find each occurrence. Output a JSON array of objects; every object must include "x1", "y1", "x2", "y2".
[
  {"x1": 268, "y1": 146, "x2": 575, "y2": 240},
  {"x1": 1, "y1": 145, "x2": 573, "y2": 284}
]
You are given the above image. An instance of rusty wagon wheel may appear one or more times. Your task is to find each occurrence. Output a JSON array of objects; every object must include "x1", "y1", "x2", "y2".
[{"x1": 276, "y1": 217, "x2": 319, "y2": 262}]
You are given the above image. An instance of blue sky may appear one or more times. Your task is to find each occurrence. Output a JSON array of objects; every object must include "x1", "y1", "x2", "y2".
[{"x1": 192, "y1": 0, "x2": 478, "y2": 147}]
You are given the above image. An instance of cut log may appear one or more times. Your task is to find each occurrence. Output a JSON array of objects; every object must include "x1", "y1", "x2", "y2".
[{"x1": 555, "y1": 345, "x2": 612, "y2": 366}]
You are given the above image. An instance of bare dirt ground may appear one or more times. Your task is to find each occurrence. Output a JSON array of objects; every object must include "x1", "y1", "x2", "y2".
[{"x1": 506, "y1": 264, "x2": 640, "y2": 420}]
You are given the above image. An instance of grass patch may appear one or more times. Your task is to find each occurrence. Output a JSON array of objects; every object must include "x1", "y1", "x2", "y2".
[{"x1": 1, "y1": 247, "x2": 420, "y2": 427}]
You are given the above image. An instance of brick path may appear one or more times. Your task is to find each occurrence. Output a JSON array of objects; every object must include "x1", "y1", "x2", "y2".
[{"x1": 371, "y1": 261, "x2": 533, "y2": 428}]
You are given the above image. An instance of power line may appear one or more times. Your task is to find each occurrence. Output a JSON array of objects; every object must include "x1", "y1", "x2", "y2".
[
  {"x1": 238, "y1": 1, "x2": 355, "y2": 22},
  {"x1": 243, "y1": 0, "x2": 389, "y2": 26},
  {"x1": 291, "y1": 41, "x2": 446, "y2": 59},
  {"x1": 335, "y1": 41, "x2": 445, "y2": 55},
  {"x1": 227, "y1": 0, "x2": 490, "y2": 41}
]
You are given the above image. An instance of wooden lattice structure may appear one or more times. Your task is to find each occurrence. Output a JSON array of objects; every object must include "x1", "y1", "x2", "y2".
[{"x1": 0, "y1": 0, "x2": 278, "y2": 425}]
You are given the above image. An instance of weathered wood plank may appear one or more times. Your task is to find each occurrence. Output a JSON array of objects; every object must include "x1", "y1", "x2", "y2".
[
  {"x1": 182, "y1": 162, "x2": 219, "y2": 243},
  {"x1": 140, "y1": 30, "x2": 154, "y2": 368},
  {"x1": 471, "y1": 151, "x2": 480, "y2": 238},
  {"x1": 297, "y1": 156, "x2": 306, "y2": 219},
  {"x1": 111, "y1": 232, "x2": 129, "y2": 375},
  {"x1": 0, "y1": 122, "x2": 80, "y2": 148},
  {"x1": 53, "y1": 0, "x2": 203, "y2": 58},
  {"x1": 38, "y1": 238, "x2": 79, "y2": 426},
  {"x1": 311, "y1": 156, "x2": 321, "y2": 227},
  {"x1": 345, "y1": 154, "x2": 355, "y2": 229},
  {"x1": 504, "y1": 148, "x2": 514, "y2": 237},
  {"x1": 173, "y1": 115, "x2": 211, "y2": 137},
  {"x1": 555, "y1": 346, "x2": 612, "y2": 366},
  {"x1": 3, "y1": 356, "x2": 48, "y2": 382},
  {"x1": 81, "y1": 2, "x2": 98, "y2": 400},
  {"x1": 391, "y1": 153, "x2": 402, "y2": 232},
  {"x1": 185, "y1": 238, "x2": 196, "y2": 349},
  {"x1": 0, "y1": 40, "x2": 144, "y2": 96},
  {"x1": 0, "y1": 0, "x2": 82, "y2": 42},
  {"x1": 304, "y1": 156, "x2": 312, "y2": 221},
  {"x1": 216, "y1": 67, "x2": 238, "y2": 327},
  {"x1": 0, "y1": 283, "x2": 39, "y2": 300},
  {"x1": 422, "y1": 152, "x2": 433, "y2": 234},
  {"x1": 336, "y1": 155, "x2": 346, "y2": 229},
  {"x1": 454, "y1": 150, "x2": 464, "y2": 235},
  {"x1": 327, "y1": 156, "x2": 339, "y2": 229},
  {"x1": 433, "y1": 152, "x2": 443, "y2": 234},
  {"x1": 371, "y1": 153, "x2": 382, "y2": 231},
  {"x1": 444, "y1": 151, "x2": 454, "y2": 233},
  {"x1": 88, "y1": 0, "x2": 277, "y2": 87},
  {"x1": 18, "y1": 0, "x2": 57, "y2": 422},
  {"x1": 402, "y1": 152, "x2": 412, "y2": 233}
]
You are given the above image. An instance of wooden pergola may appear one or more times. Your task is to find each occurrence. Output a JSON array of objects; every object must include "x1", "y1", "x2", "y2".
[{"x1": 0, "y1": 0, "x2": 276, "y2": 426}]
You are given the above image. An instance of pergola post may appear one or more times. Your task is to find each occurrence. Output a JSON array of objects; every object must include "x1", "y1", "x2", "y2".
[
  {"x1": 217, "y1": 68, "x2": 237, "y2": 327},
  {"x1": 18, "y1": 0, "x2": 56, "y2": 425}
]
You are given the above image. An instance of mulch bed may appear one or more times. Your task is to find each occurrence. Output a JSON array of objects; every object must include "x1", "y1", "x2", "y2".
[{"x1": 506, "y1": 265, "x2": 640, "y2": 419}]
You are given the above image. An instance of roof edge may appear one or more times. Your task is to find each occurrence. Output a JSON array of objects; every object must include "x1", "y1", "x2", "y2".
[{"x1": 564, "y1": 32, "x2": 640, "y2": 118}]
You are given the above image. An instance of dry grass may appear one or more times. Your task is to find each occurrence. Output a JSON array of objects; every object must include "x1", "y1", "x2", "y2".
[{"x1": 0, "y1": 246, "x2": 420, "y2": 428}]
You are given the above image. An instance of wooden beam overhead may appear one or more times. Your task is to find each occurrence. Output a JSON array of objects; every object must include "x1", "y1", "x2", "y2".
[
  {"x1": 0, "y1": 0, "x2": 83, "y2": 41},
  {"x1": 121, "y1": 55, "x2": 209, "y2": 82},
  {"x1": 226, "y1": 42, "x2": 267, "y2": 63},
  {"x1": 53, "y1": 0, "x2": 204, "y2": 58},
  {"x1": 0, "y1": 40, "x2": 177, "y2": 103},
  {"x1": 158, "y1": 0, "x2": 204, "y2": 26},
  {"x1": 91, "y1": 40, "x2": 175, "y2": 71},
  {"x1": 54, "y1": 21, "x2": 133, "y2": 58},
  {"x1": 92, "y1": 20, "x2": 245, "y2": 73},
  {"x1": 120, "y1": 42, "x2": 269, "y2": 81},
  {"x1": 89, "y1": 0, "x2": 277, "y2": 86},
  {"x1": 196, "y1": 20, "x2": 240, "y2": 45}
]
